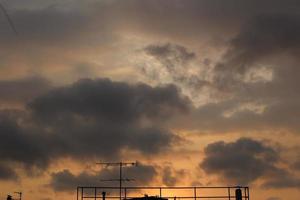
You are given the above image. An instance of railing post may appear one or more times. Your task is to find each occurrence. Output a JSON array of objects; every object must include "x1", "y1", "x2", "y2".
[
  {"x1": 228, "y1": 187, "x2": 231, "y2": 200},
  {"x1": 125, "y1": 188, "x2": 127, "y2": 200},
  {"x1": 159, "y1": 188, "x2": 162, "y2": 198},
  {"x1": 95, "y1": 187, "x2": 97, "y2": 200},
  {"x1": 81, "y1": 187, "x2": 84, "y2": 200},
  {"x1": 194, "y1": 187, "x2": 196, "y2": 200},
  {"x1": 247, "y1": 187, "x2": 250, "y2": 200},
  {"x1": 77, "y1": 187, "x2": 79, "y2": 200}
]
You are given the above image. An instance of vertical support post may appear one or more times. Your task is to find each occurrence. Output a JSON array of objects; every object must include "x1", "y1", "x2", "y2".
[
  {"x1": 194, "y1": 187, "x2": 197, "y2": 200},
  {"x1": 228, "y1": 187, "x2": 231, "y2": 200},
  {"x1": 159, "y1": 188, "x2": 162, "y2": 198},
  {"x1": 120, "y1": 163, "x2": 122, "y2": 200},
  {"x1": 77, "y1": 187, "x2": 79, "y2": 200},
  {"x1": 95, "y1": 187, "x2": 97, "y2": 200},
  {"x1": 102, "y1": 191, "x2": 106, "y2": 200},
  {"x1": 81, "y1": 187, "x2": 84, "y2": 200},
  {"x1": 247, "y1": 187, "x2": 250, "y2": 200},
  {"x1": 124, "y1": 188, "x2": 127, "y2": 200}
]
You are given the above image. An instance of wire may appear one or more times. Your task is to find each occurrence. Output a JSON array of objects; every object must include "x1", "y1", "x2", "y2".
[{"x1": 0, "y1": 2, "x2": 17, "y2": 35}]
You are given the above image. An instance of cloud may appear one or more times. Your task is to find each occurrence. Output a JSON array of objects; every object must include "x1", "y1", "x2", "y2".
[
  {"x1": 0, "y1": 77, "x2": 51, "y2": 107},
  {"x1": 261, "y1": 168, "x2": 300, "y2": 189},
  {"x1": 49, "y1": 163, "x2": 157, "y2": 192},
  {"x1": 200, "y1": 138, "x2": 279, "y2": 185},
  {"x1": 0, "y1": 111, "x2": 51, "y2": 169},
  {"x1": 266, "y1": 197, "x2": 281, "y2": 200},
  {"x1": 200, "y1": 138, "x2": 300, "y2": 188},
  {"x1": 144, "y1": 43, "x2": 195, "y2": 71},
  {"x1": 166, "y1": 13, "x2": 300, "y2": 133},
  {"x1": 292, "y1": 160, "x2": 300, "y2": 171},
  {"x1": 161, "y1": 166, "x2": 187, "y2": 186},
  {"x1": 140, "y1": 43, "x2": 213, "y2": 106},
  {"x1": 0, "y1": 78, "x2": 189, "y2": 176},
  {"x1": 0, "y1": 163, "x2": 18, "y2": 181}
]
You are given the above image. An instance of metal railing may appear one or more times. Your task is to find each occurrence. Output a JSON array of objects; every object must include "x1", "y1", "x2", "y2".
[{"x1": 77, "y1": 186, "x2": 249, "y2": 200}]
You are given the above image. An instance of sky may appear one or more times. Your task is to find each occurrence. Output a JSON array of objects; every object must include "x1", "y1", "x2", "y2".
[{"x1": 0, "y1": 0, "x2": 300, "y2": 200}]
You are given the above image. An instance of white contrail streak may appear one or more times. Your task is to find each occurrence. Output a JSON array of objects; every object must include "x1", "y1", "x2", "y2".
[{"x1": 0, "y1": 3, "x2": 17, "y2": 35}]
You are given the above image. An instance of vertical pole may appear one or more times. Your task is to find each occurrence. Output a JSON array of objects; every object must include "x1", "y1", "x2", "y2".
[
  {"x1": 228, "y1": 188, "x2": 231, "y2": 200},
  {"x1": 120, "y1": 162, "x2": 122, "y2": 200},
  {"x1": 77, "y1": 187, "x2": 79, "y2": 200},
  {"x1": 159, "y1": 188, "x2": 162, "y2": 198},
  {"x1": 194, "y1": 187, "x2": 196, "y2": 200},
  {"x1": 247, "y1": 187, "x2": 250, "y2": 200},
  {"x1": 125, "y1": 188, "x2": 127, "y2": 200},
  {"x1": 95, "y1": 187, "x2": 97, "y2": 200},
  {"x1": 102, "y1": 192, "x2": 106, "y2": 200},
  {"x1": 81, "y1": 187, "x2": 84, "y2": 200}
]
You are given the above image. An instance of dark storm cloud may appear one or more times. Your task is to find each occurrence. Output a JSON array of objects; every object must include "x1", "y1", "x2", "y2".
[
  {"x1": 29, "y1": 78, "x2": 189, "y2": 123},
  {"x1": 200, "y1": 138, "x2": 300, "y2": 188},
  {"x1": 49, "y1": 163, "x2": 157, "y2": 192},
  {"x1": 200, "y1": 138, "x2": 279, "y2": 185},
  {"x1": 0, "y1": 111, "x2": 51, "y2": 169},
  {"x1": 0, "y1": 77, "x2": 51, "y2": 106},
  {"x1": 215, "y1": 13, "x2": 300, "y2": 83},
  {"x1": 0, "y1": 78, "x2": 188, "y2": 176}
]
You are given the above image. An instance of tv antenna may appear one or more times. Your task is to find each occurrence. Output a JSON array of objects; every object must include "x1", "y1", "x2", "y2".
[{"x1": 96, "y1": 161, "x2": 138, "y2": 200}]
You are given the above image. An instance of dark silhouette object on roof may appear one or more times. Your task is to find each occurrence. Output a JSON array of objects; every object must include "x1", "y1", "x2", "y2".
[
  {"x1": 7, "y1": 195, "x2": 12, "y2": 200},
  {"x1": 126, "y1": 195, "x2": 168, "y2": 200},
  {"x1": 235, "y1": 188, "x2": 242, "y2": 200}
]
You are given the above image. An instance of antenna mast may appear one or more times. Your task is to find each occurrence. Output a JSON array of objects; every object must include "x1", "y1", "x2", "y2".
[{"x1": 96, "y1": 161, "x2": 137, "y2": 200}]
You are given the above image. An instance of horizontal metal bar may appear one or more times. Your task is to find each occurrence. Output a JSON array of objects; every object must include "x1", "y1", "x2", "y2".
[
  {"x1": 82, "y1": 197, "x2": 248, "y2": 199},
  {"x1": 79, "y1": 186, "x2": 248, "y2": 189},
  {"x1": 82, "y1": 196, "x2": 248, "y2": 199}
]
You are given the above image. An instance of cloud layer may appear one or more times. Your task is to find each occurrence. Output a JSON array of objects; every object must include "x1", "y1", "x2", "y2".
[{"x1": 0, "y1": 78, "x2": 189, "y2": 179}]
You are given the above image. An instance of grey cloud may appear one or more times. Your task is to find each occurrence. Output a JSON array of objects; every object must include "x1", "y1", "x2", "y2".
[
  {"x1": 215, "y1": 14, "x2": 300, "y2": 80},
  {"x1": 0, "y1": 77, "x2": 51, "y2": 107},
  {"x1": 200, "y1": 138, "x2": 300, "y2": 188},
  {"x1": 161, "y1": 166, "x2": 187, "y2": 186},
  {"x1": 170, "y1": 13, "x2": 300, "y2": 133},
  {"x1": 29, "y1": 78, "x2": 189, "y2": 123},
  {"x1": 141, "y1": 43, "x2": 212, "y2": 105},
  {"x1": 262, "y1": 168, "x2": 300, "y2": 189},
  {"x1": 0, "y1": 78, "x2": 188, "y2": 176},
  {"x1": 144, "y1": 43, "x2": 195, "y2": 71},
  {"x1": 0, "y1": 163, "x2": 18, "y2": 180},
  {"x1": 0, "y1": 111, "x2": 51, "y2": 169},
  {"x1": 200, "y1": 138, "x2": 279, "y2": 185},
  {"x1": 49, "y1": 163, "x2": 157, "y2": 192}
]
